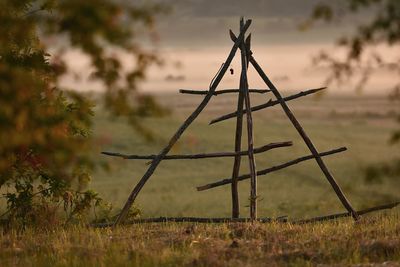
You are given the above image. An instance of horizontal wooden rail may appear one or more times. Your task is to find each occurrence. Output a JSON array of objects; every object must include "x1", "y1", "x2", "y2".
[
  {"x1": 179, "y1": 89, "x2": 270, "y2": 95},
  {"x1": 197, "y1": 147, "x2": 347, "y2": 191},
  {"x1": 209, "y1": 87, "x2": 326, "y2": 125},
  {"x1": 292, "y1": 201, "x2": 400, "y2": 224},
  {"x1": 91, "y1": 201, "x2": 399, "y2": 227},
  {"x1": 102, "y1": 141, "x2": 292, "y2": 160},
  {"x1": 92, "y1": 217, "x2": 286, "y2": 227}
]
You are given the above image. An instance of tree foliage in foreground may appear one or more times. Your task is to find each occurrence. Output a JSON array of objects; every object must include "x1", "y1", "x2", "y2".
[
  {"x1": 306, "y1": 0, "x2": 400, "y2": 182},
  {"x1": 0, "y1": 0, "x2": 166, "y2": 227}
]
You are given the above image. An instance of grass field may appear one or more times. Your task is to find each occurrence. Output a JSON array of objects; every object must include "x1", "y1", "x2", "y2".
[
  {"x1": 1, "y1": 91, "x2": 399, "y2": 267},
  {"x1": 92, "y1": 91, "x2": 399, "y2": 220},
  {"x1": 0, "y1": 213, "x2": 399, "y2": 266}
]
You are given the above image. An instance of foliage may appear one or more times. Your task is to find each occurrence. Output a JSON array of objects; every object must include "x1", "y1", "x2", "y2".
[
  {"x1": 305, "y1": 0, "x2": 400, "y2": 181},
  {"x1": 305, "y1": 0, "x2": 400, "y2": 92},
  {"x1": 0, "y1": 0, "x2": 166, "y2": 227}
]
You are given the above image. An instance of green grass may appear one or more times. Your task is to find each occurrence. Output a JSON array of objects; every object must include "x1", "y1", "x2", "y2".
[
  {"x1": 0, "y1": 212, "x2": 399, "y2": 266},
  {"x1": 91, "y1": 93, "x2": 399, "y2": 219}
]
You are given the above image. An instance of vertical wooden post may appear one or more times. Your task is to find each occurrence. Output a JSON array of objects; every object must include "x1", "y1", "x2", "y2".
[
  {"x1": 231, "y1": 19, "x2": 246, "y2": 219},
  {"x1": 239, "y1": 18, "x2": 258, "y2": 220},
  {"x1": 231, "y1": 98, "x2": 243, "y2": 217}
]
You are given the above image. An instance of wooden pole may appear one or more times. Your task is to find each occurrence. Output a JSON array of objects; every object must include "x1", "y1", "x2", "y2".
[
  {"x1": 92, "y1": 201, "x2": 399, "y2": 228},
  {"x1": 197, "y1": 147, "x2": 347, "y2": 191},
  {"x1": 209, "y1": 87, "x2": 326, "y2": 125},
  {"x1": 230, "y1": 18, "x2": 246, "y2": 219},
  {"x1": 229, "y1": 31, "x2": 359, "y2": 221},
  {"x1": 112, "y1": 20, "x2": 252, "y2": 227},
  {"x1": 239, "y1": 19, "x2": 258, "y2": 220},
  {"x1": 94, "y1": 217, "x2": 276, "y2": 227},
  {"x1": 102, "y1": 142, "x2": 292, "y2": 160},
  {"x1": 293, "y1": 201, "x2": 400, "y2": 224},
  {"x1": 179, "y1": 89, "x2": 270, "y2": 95},
  {"x1": 230, "y1": 71, "x2": 244, "y2": 217}
]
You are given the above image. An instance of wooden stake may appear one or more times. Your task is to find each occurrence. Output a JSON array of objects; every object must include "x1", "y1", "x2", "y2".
[
  {"x1": 230, "y1": 19, "x2": 246, "y2": 219},
  {"x1": 112, "y1": 20, "x2": 253, "y2": 227},
  {"x1": 229, "y1": 31, "x2": 359, "y2": 221},
  {"x1": 197, "y1": 147, "x2": 347, "y2": 191},
  {"x1": 239, "y1": 19, "x2": 258, "y2": 220}
]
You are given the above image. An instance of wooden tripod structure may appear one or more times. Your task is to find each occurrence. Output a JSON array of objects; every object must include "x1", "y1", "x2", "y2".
[{"x1": 103, "y1": 18, "x2": 364, "y2": 227}]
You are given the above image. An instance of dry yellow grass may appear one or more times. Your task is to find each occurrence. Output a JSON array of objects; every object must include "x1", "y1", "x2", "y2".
[{"x1": 0, "y1": 211, "x2": 399, "y2": 266}]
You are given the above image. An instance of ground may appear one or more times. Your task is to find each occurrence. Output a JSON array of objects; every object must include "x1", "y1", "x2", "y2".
[
  {"x1": 0, "y1": 213, "x2": 399, "y2": 266},
  {"x1": 1, "y1": 91, "x2": 399, "y2": 266}
]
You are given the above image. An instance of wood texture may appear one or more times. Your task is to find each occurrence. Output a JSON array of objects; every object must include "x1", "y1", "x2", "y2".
[
  {"x1": 197, "y1": 147, "x2": 347, "y2": 191},
  {"x1": 112, "y1": 20, "x2": 253, "y2": 227}
]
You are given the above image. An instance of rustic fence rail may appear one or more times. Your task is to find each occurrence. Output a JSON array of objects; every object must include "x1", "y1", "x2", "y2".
[
  {"x1": 102, "y1": 141, "x2": 292, "y2": 160},
  {"x1": 92, "y1": 202, "x2": 399, "y2": 228},
  {"x1": 179, "y1": 89, "x2": 270, "y2": 95}
]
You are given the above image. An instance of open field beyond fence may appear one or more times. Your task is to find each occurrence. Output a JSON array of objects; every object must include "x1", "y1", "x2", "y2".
[{"x1": 93, "y1": 92, "x2": 400, "y2": 220}]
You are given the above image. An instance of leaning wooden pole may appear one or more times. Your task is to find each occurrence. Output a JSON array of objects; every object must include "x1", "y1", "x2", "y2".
[
  {"x1": 228, "y1": 31, "x2": 359, "y2": 221},
  {"x1": 239, "y1": 22, "x2": 258, "y2": 220},
  {"x1": 250, "y1": 57, "x2": 359, "y2": 221},
  {"x1": 112, "y1": 20, "x2": 252, "y2": 227}
]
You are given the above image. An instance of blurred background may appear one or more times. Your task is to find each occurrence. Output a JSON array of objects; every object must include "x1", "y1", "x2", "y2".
[{"x1": 59, "y1": 0, "x2": 397, "y2": 94}]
